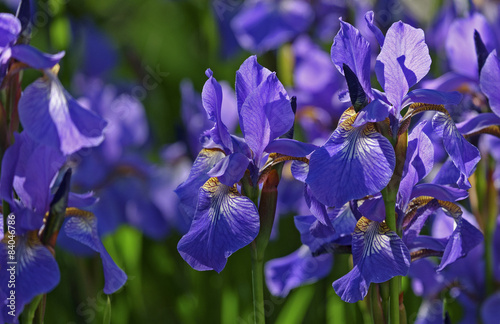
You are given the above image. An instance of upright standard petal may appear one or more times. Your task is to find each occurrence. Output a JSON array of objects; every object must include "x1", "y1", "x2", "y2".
[
  {"x1": 480, "y1": 50, "x2": 500, "y2": 117},
  {"x1": 235, "y1": 55, "x2": 272, "y2": 116},
  {"x1": 177, "y1": 177, "x2": 260, "y2": 272},
  {"x1": 239, "y1": 73, "x2": 292, "y2": 163},
  {"x1": 202, "y1": 69, "x2": 233, "y2": 153},
  {"x1": 333, "y1": 217, "x2": 410, "y2": 303},
  {"x1": 0, "y1": 13, "x2": 20, "y2": 49},
  {"x1": 375, "y1": 21, "x2": 431, "y2": 111},
  {"x1": 432, "y1": 113, "x2": 480, "y2": 189},
  {"x1": 18, "y1": 76, "x2": 106, "y2": 155},
  {"x1": 0, "y1": 233, "x2": 60, "y2": 322},
  {"x1": 265, "y1": 245, "x2": 333, "y2": 298},
  {"x1": 306, "y1": 108, "x2": 395, "y2": 207},
  {"x1": 330, "y1": 19, "x2": 372, "y2": 99},
  {"x1": 63, "y1": 212, "x2": 127, "y2": 293}
]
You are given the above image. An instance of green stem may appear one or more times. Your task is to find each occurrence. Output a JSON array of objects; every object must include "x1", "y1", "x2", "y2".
[
  {"x1": 485, "y1": 157, "x2": 498, "y2": 296},
  {"x1": 389, "y1": 278, "x2": 400, "y2": 324},
  {"x1": 250, "y1": 245, "x2": 265, "y2": 324},
  {"x1": 245, "y1": 168, "x2": 281, "y2": 324},
  {"x1": 370, "y1": 285, "x2": 385, "y2": 324}
]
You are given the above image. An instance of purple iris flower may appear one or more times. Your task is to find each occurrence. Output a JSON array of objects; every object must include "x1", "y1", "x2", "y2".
[
  {"x1": 176, "y1": 56, "x2": 317, "y2": 272},
  {"x1": 231, "y1": 0, "x2": 314, "y2": 53},
  {"x1": 0, "y1": 13, "x2": 64, "y2": 85},
  {"x1": 0, "y1": 132, "x2": 126, "y2": 322},
  {"x1": 409, "y1": 210, "x2": 499, "y2": 324},
  {"x1": 307, "y1": 12, "x2": 474, "y2": 210},
  {"x1": 70, "y1": 76, "x2": 170, "y2": 239}
]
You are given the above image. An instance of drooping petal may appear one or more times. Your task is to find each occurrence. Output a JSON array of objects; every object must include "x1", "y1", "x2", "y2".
[
  {"x1": 265, "y1": 245, "x2": 333, "y2": 297},
  {"x1": 202, "y1": 69, "x2": 233, "y2": 152},
  {"x1": 177, "y1": 178, "x2": 260, "y2": 272},
  {"x1": 431, "y1": 159, "x2": 461, "y2": 186},
  {"x1": 175, "y1": 148, "x2": 225, "y2": 221},
  {"x1": 330, "y1": 18, "x2": 372, "y2": 99},
  {"x1": 333, "y1": 217, "x2": 410, "y2": 303},
  {"x1": 239, "y1": 73, "x2": 292, "y2": 163},
  {"x1": 432, "y1": 113, "x2": 480, "y2": 189},
  {"x1": 306, "y1": 108, "x2": 395, "y2": 207},
  {"x1": 10, "y1": 45, "x2": 64, "y2": 69},
  {"x1": 0, "y1": 233, "x2": 60, "y2": 322},
  {"x1": 375, "y1": 21, "x2": 431, "y2": 110},
  {"x1": 480, "y1": 50, "x2": 500, "y2": 117},
  {"x1": 456, "y1": 113, "x2": 500, "y2": 136},
  {"x1": 446, "y1": 12, "x2": 496, "y2": 80},
  {"x1": 18, "y1": 76, "x2": 106, "y2": 155},
  {"x1": 63, "y1": 212, "x2": 127, "y2": 293},
  {"x1": 207, "y1": 152, "x2": 249, "y2": 186},
  {"x1": 398, "y1": 121, "x2": 434, "y2": 212},
  {"x1": 265, "y1": 139, "x2": 317, "y2": 157},
  {"x1": 437, "y1": 209, "x2": 484, "y2": 271}
]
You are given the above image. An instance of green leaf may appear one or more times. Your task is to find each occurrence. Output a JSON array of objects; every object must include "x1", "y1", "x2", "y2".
[
  {"x1": 103, "y1": 296, "x2": 112, "y2": 324},
  {"x1": 275, "y1": 285, "x2": 315, "y2": 324}
]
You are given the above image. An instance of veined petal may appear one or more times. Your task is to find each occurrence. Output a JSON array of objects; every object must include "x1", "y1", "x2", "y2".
[
  {"x1": 175, "y1": 148, "x2": 225, "y2": 221},
  {"x1": 0, "y1": 233, "x2": 60, "y2": 322},
  {"x1": 11, "y1": 45, "x2": 64, "y2": 69},
  {"x1": 177, "y1": 178, "x2": 259, "y2": 272},
  {"x1": 398, "y1": 121, "x2": 434, "y2": 212},
  {"x1": 330, "y1": 18, "x2": 372, "y2": 99},
  {"x1": 202, "y1": 69, "x2": 233, "y2": 152},
  {"x1": 375, "y1": 21, "x2": 431, "y2": 110},
  {"x1": 306, "y1": 109, "x2": 395, "y2": 207},
  {"x1": 18, "y1": 76, "x2": 106, "y2": 155},
  {"x1": 446, "y1": 12, "x2": 496, "y2": 80},
  {"x1": 265, "y1": 245, "x2": 333, "y2": 298},
  {"x1": 239, "y1": 73, "x2": 292, "y2": 163},
  {"x1": 235, "y1": 55, "x2": 272, "y2": 117},
  {"x1": 409, "y1": 184, "x2": 468, "y2": 202},
  {"x1": 432, "y1": 113, "x2": 480, "y2": 189},
  {"x1": 333, "y1": 217, "x2": 410, "y2": 303},
  {"x1": 480, "y1": 50, "x2": 500, "y2": 117},
  {"x1": 207, "y1": 152, "x2": 249, "y2": 186},
  {"x1": 63, "y1": 212, "x2": 127, "y2": 294}
]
